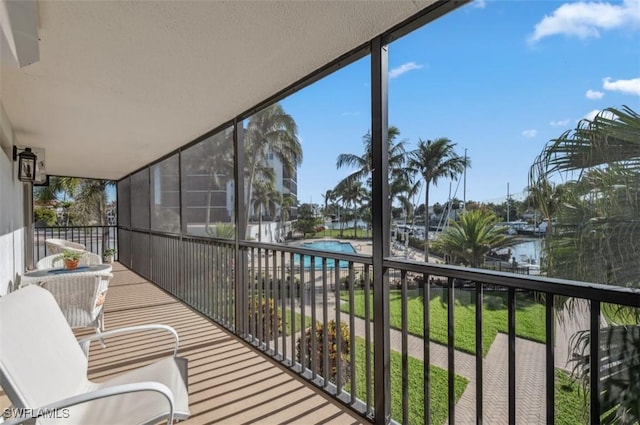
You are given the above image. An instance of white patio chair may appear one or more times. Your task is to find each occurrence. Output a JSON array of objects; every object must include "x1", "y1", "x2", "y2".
[
  {"x1": 41, "y1": 273, "x2": 112, "y2": 333},
  {"x1": 0, "y1": 285, "x2": 190, "y2": 425},
  {"x1": 36, "y1": 252, "x2": 103, "y2": 270},
  {"x1": 45, "y1": 238, "x2": 86, "y2": 255},
  {"x1": 79, "y1": 252, "x2": 102, "y2": 266},
  {"x1": 35, "y1": 254, "x2": 64, "y2": 270}
]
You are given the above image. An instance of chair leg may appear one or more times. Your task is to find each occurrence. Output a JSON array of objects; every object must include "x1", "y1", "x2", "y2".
[
  {"x1": 95, "y1": 328, "x2": 107, "y2": 349},
  {"x1": 97, "y1": 310, "x2": 106, "y2": 348}
]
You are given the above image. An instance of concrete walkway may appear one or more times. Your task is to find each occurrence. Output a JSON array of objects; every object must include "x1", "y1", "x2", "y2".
[
  {"x1": 284, "y1": 246, "x2": 601, "y2": 424},
  {"x1": 350, "y1": 308, "x2": 548, "y2": 424},
  {"x1": 281, "y1": 240, "x2": 600, "y2": 422}
]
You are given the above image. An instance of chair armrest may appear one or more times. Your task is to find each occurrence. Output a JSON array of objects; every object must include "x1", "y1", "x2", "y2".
[
  {"x1": 78, "y1": 324, "x2": 179, "y2": 358},
  {"x1": 1, "y1": 382, "x2": 175, "y2": 425}
]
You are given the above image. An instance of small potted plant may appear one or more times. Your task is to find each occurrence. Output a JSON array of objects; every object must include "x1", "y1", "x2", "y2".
[
  {"x1": 103, "y1": 248, "x2": 117, "y2": 264},
  {"x1": 62, "y1": 249, "x2": 85, "y2": 270}
]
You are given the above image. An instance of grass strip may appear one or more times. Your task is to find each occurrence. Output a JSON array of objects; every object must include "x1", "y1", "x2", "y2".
[
  {"x1": 342, "y1": 289, "x2": 546, "y2": 356},
  {"x1": 351, "y1": 336, "x2": 468, "y2": 425}
]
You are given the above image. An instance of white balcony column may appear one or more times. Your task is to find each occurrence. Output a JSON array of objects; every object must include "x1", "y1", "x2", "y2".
[{"x1": 22, "y1": 181, "x2": 34, "y2": 270}]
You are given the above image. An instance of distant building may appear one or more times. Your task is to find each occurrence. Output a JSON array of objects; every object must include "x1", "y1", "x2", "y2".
[{"x1": 163, "y1": 143, "x2": 298, "y2": 229}]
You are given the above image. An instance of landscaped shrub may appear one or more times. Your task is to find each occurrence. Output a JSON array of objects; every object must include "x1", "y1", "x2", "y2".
[
  {"x1": 280, "y1": 276, "x2": 301, "y2": 297},
  {"x1": 339, "y1": 271, "x2": 371, "y2": 290},
  {"x1": 249, "y1": 297, "x2": 282, "y2": 340},
  {"x1": 485, "y1": 295, "x2": 504, "y2": 310},
  {"x1": 296, "y1": 320, "x2": 351, "y2": 386},
  {"x1": 251, "y1": 273, "x2": 301, "y2": 297},
  {"x1": 34, "y1": 206, "x2": 57, "y2": 227}
]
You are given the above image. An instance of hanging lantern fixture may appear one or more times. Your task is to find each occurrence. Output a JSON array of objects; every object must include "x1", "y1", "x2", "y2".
[{"x1": 13, "y1": 146, "x2": 38, "y2": 182}]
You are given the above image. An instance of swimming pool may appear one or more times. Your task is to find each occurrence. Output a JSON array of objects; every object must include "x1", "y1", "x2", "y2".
[{"x1": 294, "y1": 240, "x2": 356, "y2": 269}]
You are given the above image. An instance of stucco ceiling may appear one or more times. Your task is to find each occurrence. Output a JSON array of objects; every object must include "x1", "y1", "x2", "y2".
[{"x1": 1, "y1": 0, "x2": 448, "y2": 180}]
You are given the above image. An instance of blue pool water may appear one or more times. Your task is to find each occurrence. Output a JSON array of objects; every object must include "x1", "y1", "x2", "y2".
[{"x1": 294, "y1": 240, "x2": 356, "y2": 269}]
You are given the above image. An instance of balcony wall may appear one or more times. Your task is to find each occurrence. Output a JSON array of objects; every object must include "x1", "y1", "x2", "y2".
[{"x1": 0, "y1": 103, "x2": 25, "y2": 295}]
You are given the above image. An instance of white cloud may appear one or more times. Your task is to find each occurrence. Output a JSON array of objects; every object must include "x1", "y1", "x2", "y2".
[
  {"x1": 583, "y1": 109, "x2": 601, "y2": 121},
  {"x1": 603, "y1": 76, "x2": 640, "y2": 96},
  {"x1": 585, "y1": 89, "x2": 604, "y2": 99},
  {"x1": 473, "y1": 0, "x2": 486, "y2": 9},
  {"x1": 550, "y1": 119, "x2": 570, "y2": 127},
  {"x1": 522, "y1": 129, "x2": 538, "y2": 138},
  {"x1": 528, "y1": 0, "x2": 640, "y2": 43},
  {"x1": 389, "y1": 62, "x2": 423, "y2": 79},
  {"x1": 581, "y1": 109, "x2": 616, "y2": 122}
]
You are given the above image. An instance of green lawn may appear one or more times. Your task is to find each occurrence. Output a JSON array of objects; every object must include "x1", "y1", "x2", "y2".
[
  {"x1": 555, "y1": 369, "x2": 589, "y2": 425},
  {"x1": 342, "y1": 289, "x2": 546, "y2": 356},
  {"x1": 351, "y1": 337, "x2": 468, "y2": 425},
  {"x1": 307, "y1": 228, "x2": 372, "y2": 239},
  {"x1": 602, "y1": 302, "x2": 640, "y2": 325}
]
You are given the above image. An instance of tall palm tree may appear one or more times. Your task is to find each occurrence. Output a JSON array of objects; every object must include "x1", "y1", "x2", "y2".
[
  {"x1": 335, "y1": 179, "x2": 367, "y2": 238},
  {"x1": 205, "y1": 130, "x2": 234, "y2": 230},
  {"x1": 251, "y1": 180, "x2": 281, "y2": 242},
  {"x1": 244, "y1": 103, "x2": 303, "y2": 238},
  {"x1": 336, "y1": 126, "x2": 414, "y2": 241},
  {"x1": 433, "y1": 209, "x2": 507, "y2": 268},
  {"x1": 278, "y1": 193, "x2": 296, "y2": 241},
  {"x1": 321, "y1": 189, "x2": 335, "y2": 218},
  {"x1": 279, "y1": 193, "x2": 296, "y2": 223},
  {"x1": 407, "y1": 138, "x2": 469, "y2": 262},
  {"x1": 336, "y1": 126, "x2": 408, "y2": 188}
]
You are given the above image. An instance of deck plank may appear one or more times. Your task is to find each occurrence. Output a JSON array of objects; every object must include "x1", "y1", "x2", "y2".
[{"x1": 88, "y1": 263, "x2": 366, "y2": 424}]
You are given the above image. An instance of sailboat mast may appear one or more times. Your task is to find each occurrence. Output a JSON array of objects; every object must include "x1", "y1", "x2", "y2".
[
  {"x1": 507, "y1": 182, "x2": 510, "y2": 222},
  {"x1": 463, "y1": 148, "x2": 467, "y2": 213}
]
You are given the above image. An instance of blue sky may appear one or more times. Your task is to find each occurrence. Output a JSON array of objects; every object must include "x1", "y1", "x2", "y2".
[{"x1": 281, "y1": 0, "x2": 640, "y2": 208}]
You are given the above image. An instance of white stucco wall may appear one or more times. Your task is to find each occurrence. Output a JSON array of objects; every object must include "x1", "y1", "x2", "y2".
[{"x1": 0, "y1": 102, "x2": 24, "y2": 295}]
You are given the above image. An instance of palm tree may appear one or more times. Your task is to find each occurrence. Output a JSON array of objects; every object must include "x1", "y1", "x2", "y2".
[
  {"x1": 523, "y1": 178, "x2": 566, "y2": 237},
  {"x1": 180, "y1": 129, "x2": 235, "y2": 234},
  {"x1": 71, "y1": 179, "x2": 116, "y2": 226},
  {"x1": 530, "y1": 105, "x2": 640, "y2": 423},
  {"x1": 278, "y1": 193, "x2": 296, "y2": 241},
  {"x1": 34, "y1": 177, "x2": 81, "y2": 225},
  {"x1": 34, "y1": 176, "x2": 80, "y2": 204},
  {"x1": 336, "y1": 126, "x2": 407, "y2": 186},
  {"x1": 35, "y1": 177, "x2": 114, "y2": 227},
  {"x1": 244, "y1": 103, "x2": 303, "y2": 238},
  {"x1": 204, "y1": 131, "x2": 234, "y2": 230},
  {"x1": 531, "y1": 106, "x2": 640, "y2": 289},
  {"x1": 407, "y1": 138, "x2": 469, "y2": 262},
  {"x1": 433, "y1": 209, "x2": 507, "y2": 268},
  {"x1": 321, "y1": 189, "x2": 335, "y2": 218},
  {"x1": 251, "y1": 180, "x2": 281, "y2": 242},
  {"x1": 334, "y1": 179, "x2": 367, "y2": 238},
  {"x1": 337, "y1": 126, "x2": 415, "y2": 241}
]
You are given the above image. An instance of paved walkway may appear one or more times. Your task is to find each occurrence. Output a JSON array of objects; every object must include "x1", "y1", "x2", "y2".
[
  {"x1": 284, "y1": 247, "x2": 600, "y2": 424},
  {"x1": 298, "y1": 288, "x2": 580, "y2": 424}
]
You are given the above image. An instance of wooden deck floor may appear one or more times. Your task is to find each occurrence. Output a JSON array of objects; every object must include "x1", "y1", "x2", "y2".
[{"x1": 2, "y1": 263, "x2": 366, "y2": 425}]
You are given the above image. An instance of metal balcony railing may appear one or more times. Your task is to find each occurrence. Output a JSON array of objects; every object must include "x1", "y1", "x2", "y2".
[
  {"x1": 117, "y1": 228, "x2": 640, "y2": 425},
  {"x1": 34, "y1": 225, "x2": 118, "y2": 262}
]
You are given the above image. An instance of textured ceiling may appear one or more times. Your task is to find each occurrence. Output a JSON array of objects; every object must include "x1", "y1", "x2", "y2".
[{"x1": 1, "y1": 0, "x2": 444, "y2": 180}]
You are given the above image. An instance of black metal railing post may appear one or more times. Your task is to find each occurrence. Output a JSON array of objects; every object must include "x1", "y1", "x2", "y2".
[{"x1": 371, "y1": 34, "x2": 391, "y2": 425}]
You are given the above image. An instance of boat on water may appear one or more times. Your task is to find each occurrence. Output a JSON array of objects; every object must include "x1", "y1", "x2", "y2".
[{"x1": 516, "y1": 225, "x2": 545, "y2": 237}]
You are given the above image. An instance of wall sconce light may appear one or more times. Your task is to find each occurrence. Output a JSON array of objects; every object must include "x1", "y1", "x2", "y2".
[{"x1": 13, "y1": 146, "x2": 38, "y2": 182}]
